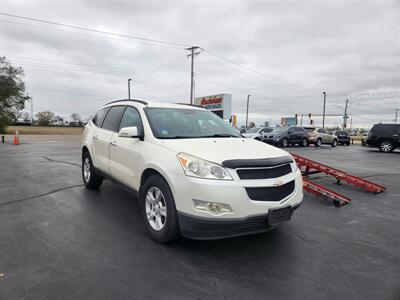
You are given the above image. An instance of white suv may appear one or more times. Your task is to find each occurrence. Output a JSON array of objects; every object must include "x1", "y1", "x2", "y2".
[{"x1": 82, "y1": 99, "x2": 303, "y2": 242}]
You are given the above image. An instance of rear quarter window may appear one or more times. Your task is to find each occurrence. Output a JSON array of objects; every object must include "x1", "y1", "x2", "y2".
[{"x1": 92, "y1": 107, "x2": 110, "y2": 127}]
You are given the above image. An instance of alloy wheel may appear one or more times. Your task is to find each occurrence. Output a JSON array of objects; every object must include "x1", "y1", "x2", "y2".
[
  {"x1": 380, "y1": 142, "x2": 392, "y2": 152},
  {"x1": 83, "y1": 157, "x2": 91, "y2": 182},
  {"x1": 145, "y1": 187, "x2": 167, "y2": 231}
]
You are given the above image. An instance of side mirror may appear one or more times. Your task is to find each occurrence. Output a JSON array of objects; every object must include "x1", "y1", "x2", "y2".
[{"x1": 119, "y1": 126, "x2": 142, "y2": 139}]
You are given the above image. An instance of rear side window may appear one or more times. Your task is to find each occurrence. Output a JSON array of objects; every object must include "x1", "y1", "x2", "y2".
[
  {"x1": 371, "y1": 124, "x2": 395, "y2": 135},
  {"x1": 101, "y1": 106, "x2": 126, "y2": 132},
  {"x1": 294, "y1": 127, "x2": 304, "y2": 132},
  {"x1": 92, "y1": 107, "x2": 110, "y2": 127},
  {"x1": 118, "y1": 107, "x2": 144, "y2": 135},
  {"x1": 317, "y1": 129, "x2": 326, "y2": 133}
]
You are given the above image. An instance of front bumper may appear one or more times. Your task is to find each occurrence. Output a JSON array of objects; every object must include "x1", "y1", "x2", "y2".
[
  {"x1": 178, "y1": 203, "x2": 301, "y2": 239},
  {"x1": 165, "y1": 165, "x2": 303, "y2": 239},
  {"x1": 264, "y1": 138, "x2": 281, "y2": 145}
]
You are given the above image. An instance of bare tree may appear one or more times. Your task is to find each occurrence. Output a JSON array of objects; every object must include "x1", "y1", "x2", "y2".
[
  {"x1": 36, "y1": 111, "x2": 55, "y2": 126},
  {"x1": 71, "y1": 113, "x2": 81, "y2": 123}
]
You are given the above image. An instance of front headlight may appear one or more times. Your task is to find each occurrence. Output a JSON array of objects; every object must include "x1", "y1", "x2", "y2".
[
  {"x1": 177, "y1": 152, "x2": 233, "y2": 180},
  {"x1": 289, "y1": 155, "x2": 298, "y2": 172}
]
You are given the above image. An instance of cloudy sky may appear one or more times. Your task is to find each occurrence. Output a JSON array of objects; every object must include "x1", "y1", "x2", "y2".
[{"x1": 1, "y1": 0, "x2": 399, "y2": 127}]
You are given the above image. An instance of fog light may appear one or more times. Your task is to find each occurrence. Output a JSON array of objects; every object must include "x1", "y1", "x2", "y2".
[{"x1": 192, "y1": 199, "x2": 233, "y2": 215}]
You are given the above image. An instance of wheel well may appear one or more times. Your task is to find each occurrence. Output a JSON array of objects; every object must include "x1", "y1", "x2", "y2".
[
  {"x1": 140, "y1": 168, "x2": 162, "y2": 188},
  {"x1": 82, "y1": 146, "x2": 89, "y2": 158},
  {"x1": 378, "y1": 138, "x2": 393, "y2": 144}
]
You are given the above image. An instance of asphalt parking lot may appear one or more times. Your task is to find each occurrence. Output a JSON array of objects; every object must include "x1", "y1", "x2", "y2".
[{"x1": 1, "y1": 136, "x2": 399, "y2": 300}]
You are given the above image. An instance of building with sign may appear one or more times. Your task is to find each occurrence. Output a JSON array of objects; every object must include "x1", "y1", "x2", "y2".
[
  {"x1": 281, "y1": 117, "x2": 297, "y2": 126},
  {"x1": 194, "y1": 94, "x2": 232, "y2": 119}
]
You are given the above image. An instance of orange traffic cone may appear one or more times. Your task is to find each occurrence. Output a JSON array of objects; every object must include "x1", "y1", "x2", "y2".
[{"x1": 12, "y1": 133, "x2": 20, "y2": 145}]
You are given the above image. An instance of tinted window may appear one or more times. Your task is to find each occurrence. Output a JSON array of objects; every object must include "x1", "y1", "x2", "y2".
[
  {"x1": 92, "y1": 107, "x2": 110, "y2": 127},
  {"x1": 372, "y1": 124, "x2": 396, "y2": 135},
  {"x1": 101, "y1": 106, "x2": 126, "y2": 132},
  {"x1": 118, "y1": 107, "x2": 144, "y2": 135},
  {"x1": 247, "y1": 127, "x2": 261, "y2": 133},
  {"x1": 335, "y1": 131, "x2": 347, "y2": 135},
  {"x1": 317, "y1": 128, "x2": 325, "y2": 133},
  {"x1": 262, "y1": 128, "x2": 273, "y2": 133},
  {"x1": 294, "y1": 127, "x2": 304, "y2": 132}
]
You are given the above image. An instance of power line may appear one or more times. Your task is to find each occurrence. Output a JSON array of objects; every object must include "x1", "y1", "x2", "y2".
[
  {"x1": 1, "y1": 13, "x2": 321, "y2": 96},
  {"x1": 0, "y1": 12, "x2": 191, "y2": 49},
  {"x1": 201, "y1": 48, "x2": 319, "y2": 96}
]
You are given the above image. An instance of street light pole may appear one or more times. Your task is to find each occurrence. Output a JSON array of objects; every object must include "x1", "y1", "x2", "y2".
[
  {"x1": 343, "y1": 98, "x2": 349, "y2": 129},
  {"x1": 128, "y1": 78, "x2": 132, "y2": 99},
  {"x1": 322, "y1": 92, "x2": 326, "y2": 128},
  {"x1": 245, "y1": 94, "x2": 250, "y2": 131}
]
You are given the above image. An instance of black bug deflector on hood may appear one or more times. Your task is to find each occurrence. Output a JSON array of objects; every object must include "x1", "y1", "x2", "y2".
[{"x1": 221, "y1": 156, "x2": 293, "y2": 169}]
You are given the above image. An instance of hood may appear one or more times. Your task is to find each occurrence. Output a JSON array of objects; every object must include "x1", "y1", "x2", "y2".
[{"x1": 160, "y1": 137, "x2": 291, "y2": 165}]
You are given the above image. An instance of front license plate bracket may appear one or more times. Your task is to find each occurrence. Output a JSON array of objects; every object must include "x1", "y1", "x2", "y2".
[{"x1": 268, "y1": 206, "x2": 293, "y2": 225}]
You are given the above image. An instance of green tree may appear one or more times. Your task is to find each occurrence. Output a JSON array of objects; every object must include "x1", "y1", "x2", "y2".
[
  {"x1": 36, "y1": 111, "x2": 55, "y2": 126},
  {"x1": 0, "y1": 57, "x2": 30, "y2": 133}
]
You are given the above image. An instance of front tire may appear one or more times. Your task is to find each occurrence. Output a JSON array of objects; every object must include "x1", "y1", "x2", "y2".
[
  {"x1": 316, "y1": 138, "x2": 322, "y2": 147},
  {"x1": 332, "y1": 139, "x2": 338, "y2": 147},
  {"x1": 82, "y1": 152, "x2": 103, "y2": 189},
  {"x1": 379, "y1": 140, "x2": 394, "y2": 153},
  {"x1": 139, "y1": 174, "x2": 180, "y2": 243},
  {"x1": 281, "y1": 138, "x2": 289, "y2": 148}
]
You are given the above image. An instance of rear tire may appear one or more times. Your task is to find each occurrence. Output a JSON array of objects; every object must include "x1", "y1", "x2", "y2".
[
  {"x1": 139, "y1": 174, "x2": 180, "y2": 243},
  {"x1": 379, "y1": 140, "x2": 394, "y2": 153},
  {"x1": 82, "y1": 152, "x2": 103, "y2": 189}
]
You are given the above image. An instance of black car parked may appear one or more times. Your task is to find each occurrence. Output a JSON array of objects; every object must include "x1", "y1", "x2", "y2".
[
  {"x1": 366, "y1": 123, "x2": 400, "y2": 152},
  {"x1": 334, "y1": 130, "x2": 350, "y2": 145},
  {"x1": 264, "y1": 126, "x2": 308, "y2": 147}
]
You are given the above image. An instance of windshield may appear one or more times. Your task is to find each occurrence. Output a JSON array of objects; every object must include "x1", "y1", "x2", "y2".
[
  {"x1": 247, "y1": 127, "x2": 261, "y2": 133},
  {"x1": 145, "y1": 108, "x2": 241, "y2": 139},
  {"x1": 271, "y1": 127, "x2": 287, "y2": 133}
]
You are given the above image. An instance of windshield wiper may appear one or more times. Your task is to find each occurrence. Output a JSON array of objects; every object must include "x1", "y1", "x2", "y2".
[{"x1": 200, "y1": 134, "x2": 239, "y2": 138}]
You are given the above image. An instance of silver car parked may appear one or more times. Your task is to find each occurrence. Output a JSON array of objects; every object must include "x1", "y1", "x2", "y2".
[{"x1": 305, "y1": 127, "x2": 338, "y2": 147}]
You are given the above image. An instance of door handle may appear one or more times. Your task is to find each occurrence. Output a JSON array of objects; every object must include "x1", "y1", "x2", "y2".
[
  {"x1": 93, "y1": 135, "x2": 98, "y2": 140},
  {"x1": 110, "y1": 141, "x2": 117, "y2": 146}
]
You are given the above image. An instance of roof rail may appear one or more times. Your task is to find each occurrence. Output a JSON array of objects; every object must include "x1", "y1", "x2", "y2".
[
  {"x1": 176, "y1": 103, "x2": 202, "y2": 108},
  {"x1": 105, "y1": 99, "x2": 148, "y2": 106}
]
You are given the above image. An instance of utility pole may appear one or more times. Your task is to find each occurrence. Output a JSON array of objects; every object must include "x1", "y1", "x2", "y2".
[
  {"x1": 128, "y1": 78, "x2": 132, "y2": 99},
  {"x1": 245, "y1": 95, "x2": 250, "y2": 131},
  {"x1": 322, "y1": 91, "x2": 326, "y2": 128},
  {"x1": 395, "y1": 109, "x2": 399, "y2": 123},
  {"x1": 343, "y1": 98, "x2": 349, "y2": 129},
  {"x1": 29, "y1": 94, "x2": 33, "y2": 123},
  {"x1": 186, "y1": 46, "x2": 201, "y2": 104}
]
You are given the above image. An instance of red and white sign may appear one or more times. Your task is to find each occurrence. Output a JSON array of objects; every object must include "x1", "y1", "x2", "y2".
[{"x1": 194, "y1": 94, "x2": 232, "y2": 119}]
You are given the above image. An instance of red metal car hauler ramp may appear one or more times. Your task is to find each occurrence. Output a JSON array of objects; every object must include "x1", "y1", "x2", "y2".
[
  {"x1": 290, "y1": 153, "x2": 385, "y2": 207},
  {"x1": 303, "y1": 179, "x2": 351, "y2": 207},
  {"x1": 291, "y1": 153, "x2": 386, "y2": 194}
]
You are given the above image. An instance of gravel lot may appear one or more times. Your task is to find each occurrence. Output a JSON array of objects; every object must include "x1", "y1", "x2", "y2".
[{"x1": 0, "y1": 135, "x2": 399, "y2": 300}]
